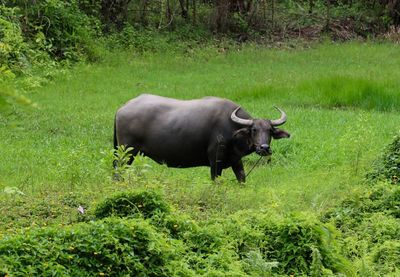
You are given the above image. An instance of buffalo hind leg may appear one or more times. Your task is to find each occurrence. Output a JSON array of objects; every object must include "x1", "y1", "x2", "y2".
[
  {"x1": 232, "y1": 159, "x2": 246, "y2": 183},
  {"x1": 210, "y1": 161, "x2": 223, "y2": 181}
]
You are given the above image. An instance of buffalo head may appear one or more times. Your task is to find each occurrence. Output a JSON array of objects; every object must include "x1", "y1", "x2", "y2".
[{"x1": 231, "y1": 106, "x2": 290, "y2": 156}]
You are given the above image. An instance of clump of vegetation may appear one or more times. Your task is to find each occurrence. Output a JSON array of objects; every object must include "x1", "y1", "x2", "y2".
[
  {"x1": 223, "y1": 211, "x2": 352, "y2": 276},
  {"x1": 94, "y1": 190, "x2": 171, "y2": 219},
  {"x1": 0, "y1": 189, "x2": 353, "y2": 276},
  {"x1": 372, "y1": 240, "x2": 400, "y2": 275},
  {"x1": 323, "y1": 183, "x2": 400, "y2": 229},
  {"x1": 367, "y1": 134, "x2": 400, "y2": 183},
  {"x1": 0, "y1": 218, "x2": 182, "y2": 276},
  {"x1": 323, "y1": 182, "x2": 400, "y2": 275}
]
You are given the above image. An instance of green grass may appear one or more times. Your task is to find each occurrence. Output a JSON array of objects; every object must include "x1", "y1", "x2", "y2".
[{"x1": 1, "y1": 41, "x2": 400, "y2": 227}]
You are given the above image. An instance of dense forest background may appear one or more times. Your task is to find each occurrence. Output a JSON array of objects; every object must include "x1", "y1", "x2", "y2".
[{"x1": 1, "y1": 0, "x2": 400, "y2": 71}]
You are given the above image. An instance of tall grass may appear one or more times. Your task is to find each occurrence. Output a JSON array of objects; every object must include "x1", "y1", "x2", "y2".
[{"x1": 297, "y1": 76, "x2": 400, "y2": 111}]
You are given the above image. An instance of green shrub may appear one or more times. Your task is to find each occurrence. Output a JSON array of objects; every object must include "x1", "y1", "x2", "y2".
[
  {"x1": 21, "y1": 0, "x2": 100, "y2": 61},
  {"x1": 0, "y1": 207, "x2": 353, "y2": 276},
  {"x1": 152, "y1": 213, "x2": 199, "y2": 239},
  {"x1": 0, "y1": 218, "x2": 182, "y2": 276},
  {"x1": 2, "y1": 0, "x2": 100, "y2": 64},
  {"x1": 323, "y1": 183, "x2": 400, "y2": 231},
  {"x1": 0, "y1": 6, "x2": 28, "y2": 73},
  {"x1": 357, "y1": 213, "x2": 400, "y2": 244},
  {"x1": 223, "y1": 211, "x2": 352, "y2": 276},
  {"x1": 372, "y1": 240, "x2": 400, "y2": 275},
  {"x1": 110, "y1": 25, "x2": 158, "y2": 52},
  {"x1": 323, "y1": 182, "x2": 400, "y2": 275},
  {"x1": 367, "y1": 134, "x2": 400, "y2": 184},
  {"x1": 94, "y1": 190, "x2": 171, "y2": 219},
  {"x1": 93, "y1": 191, "x2": 352, "y2": 276}
]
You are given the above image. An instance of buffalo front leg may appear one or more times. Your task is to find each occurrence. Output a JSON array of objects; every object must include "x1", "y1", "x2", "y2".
[{"x1": 232, "y1": 159, "x2": 246, "y2": 183}]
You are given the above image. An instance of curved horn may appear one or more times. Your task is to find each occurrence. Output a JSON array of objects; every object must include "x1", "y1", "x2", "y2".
[
  {"x1": 231, "y1": 107, "x2": 253, "y2": 126},
  {"x1": 270, "y1": 106, "x2": 287, "y2": 126}
]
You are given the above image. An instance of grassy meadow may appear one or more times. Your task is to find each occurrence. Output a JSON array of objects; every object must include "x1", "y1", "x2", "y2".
[{"x1": 1, "y1": 42, "x2": 400, "y2": 275}]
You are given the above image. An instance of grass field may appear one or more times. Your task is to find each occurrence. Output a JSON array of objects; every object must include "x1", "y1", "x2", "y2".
[{"x1": 1, "y1": 42, "x2": 399, "y2": 275}]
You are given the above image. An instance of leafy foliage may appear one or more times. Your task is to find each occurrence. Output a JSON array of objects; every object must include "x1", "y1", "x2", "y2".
[
  {"x1": 223, "y1": 211, "x2": 352, "y2": 276},
  {"x1": 367, "y1": 134, "x2": 400, "y2": 184},
  {"x1": 0, "y1": 190, "x2": 352, "y2": 276},
  {"x1": 0, "y1": 218, "x2": 181, "y2": 276},
  {"x1": 111, "y1": 145, "x2": 134, "y2": 179},
  {"x1": 0, "y1": 6, "x2": 28, "y2": 73},
  {"x1": 323, "y1": 182, "x2": 400, "y2": 275},
  {"x1": 4, "y1": 0, "x2": 100, "y2": 62},
  {"x1": 323, "y1": 183, "x2": 400, "y2": 229},
  {"x1": 372, "y1": 240, "x2": 400, "y2": 275}
]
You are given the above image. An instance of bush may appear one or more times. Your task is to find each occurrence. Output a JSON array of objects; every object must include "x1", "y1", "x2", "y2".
[
  {"x1": 323, "y1": 183, "x2": 400, "y2": 231},
  {"x1": 0, "y1": 193, "x2": 353, "y2": 276},
  {"x1": 20, "y1": 0, "x2": 100, "y2": 61},
  {"x1": 367, "y1": 134, "x2": 400, "y2": 184},
  {"x1": 1, "y1": 0, "x2": 100, "y2": 67},
  {"x1": 155, "y1": 211, "x2": 351, "y2": 276},
  {"x1": 94, "y1": 190, "x2": 171, "y2": 219},
  {"x1": 152, "y1": 213, "x2": 198, "y2": 239},
  {"x1": 222, "y1": 211, "x2": 352, "y2": 276},
  {"x1": 323, "y1": 182, "x2": 400, "y2": 275},
  {"x1": 0, "y1": 218, "x2": 182, "y2": 276},
  {"x1": 372, "y1": 240, "x2": 400, "y2": 275},
  {"x1": 0, "y1": 6, "x2": 29, "y2": 73}
]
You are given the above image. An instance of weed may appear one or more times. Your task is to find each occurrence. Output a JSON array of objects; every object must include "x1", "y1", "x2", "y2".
[{"x1": 111, "y1": 145, "x2": 134, "y2": 180}]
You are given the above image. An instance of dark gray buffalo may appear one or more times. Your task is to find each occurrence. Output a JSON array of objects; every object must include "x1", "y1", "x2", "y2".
[{"x1": 114, "y1": 94, "x2": 290, "y2": 182}]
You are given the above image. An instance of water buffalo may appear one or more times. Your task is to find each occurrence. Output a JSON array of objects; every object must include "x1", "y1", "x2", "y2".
[{"x1": 114, "y1": 94, "x2": 290, "y2": 182}]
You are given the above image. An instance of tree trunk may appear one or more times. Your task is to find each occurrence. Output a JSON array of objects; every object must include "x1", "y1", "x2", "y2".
[
  {"x1": 166, "y1": 0, "x2": 172, "y2": 23},
  {"x1": 178, "y1": 0, "x2": 188, "y2": 19},
  {"x1": 192, "y1": 0, "x2": 197, "y2": 24},
  {"x1": 139, "y1": 0, "x2": 149, "y2": 26},
  {"x1": 325, "y1": 0, "x2": 331, "y2": 31},
  {"x1": 215, "y1": 0, "x2": 230, "y2": 32},
  {"x1": 271, "y1": 0, "x2": 275, "y2": 29}
]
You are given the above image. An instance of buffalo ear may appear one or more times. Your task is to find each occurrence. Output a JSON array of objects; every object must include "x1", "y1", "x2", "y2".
[
  {"x1": 272, "y1": 128, "x2": 290, "y2": 139},
  {"x1": 233, "y1": 128, "x2": 250, "y2": 138}
]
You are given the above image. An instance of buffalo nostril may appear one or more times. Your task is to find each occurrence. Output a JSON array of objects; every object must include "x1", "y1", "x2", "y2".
[{"x1": 261, "y1": 144, "x2": 270, "y2": 151}]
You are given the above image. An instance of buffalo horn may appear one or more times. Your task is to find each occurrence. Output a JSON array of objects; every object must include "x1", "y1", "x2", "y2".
[
  {"x1": 231, "y1": 107, "x2": 253, "y2": 126},
  {"x1": 270, "y1": 106, "x2": 287, "y2": 126}
]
